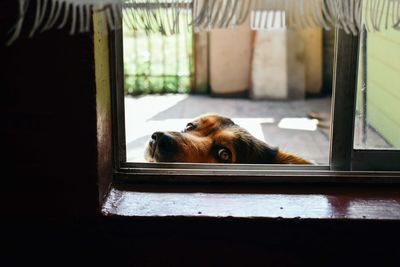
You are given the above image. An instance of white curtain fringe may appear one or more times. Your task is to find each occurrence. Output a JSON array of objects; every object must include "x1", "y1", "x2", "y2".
[{"x1": 6, "y1": 0, "x2": 400, "y2": 45}]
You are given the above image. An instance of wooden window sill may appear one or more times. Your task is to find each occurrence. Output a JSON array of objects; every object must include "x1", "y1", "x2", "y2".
[{"x1": 102, "y1": 184, "x2": 400, "y2": 221}]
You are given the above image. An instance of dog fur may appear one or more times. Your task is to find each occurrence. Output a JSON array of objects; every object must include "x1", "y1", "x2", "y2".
[{"x1": 145, "y1": 114, "x2": 311, "y2": 164}]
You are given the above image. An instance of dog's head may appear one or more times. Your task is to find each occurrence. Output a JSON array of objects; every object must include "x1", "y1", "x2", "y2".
[{"x1": 145, "y1": 114, "x2": 311, "y2": 164}]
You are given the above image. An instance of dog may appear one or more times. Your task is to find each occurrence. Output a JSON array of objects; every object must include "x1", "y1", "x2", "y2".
[{"x1": 145, "y1": 113, "x2": 311, "y2": 164}]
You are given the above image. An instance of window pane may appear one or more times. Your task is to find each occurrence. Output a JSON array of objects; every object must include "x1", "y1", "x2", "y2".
[
  {"x1": 354, "y1": 26, "x2": 400, "y2": 150},
  {"x1": 123, "y1": 29, "x2": 333, "y2": 164}
]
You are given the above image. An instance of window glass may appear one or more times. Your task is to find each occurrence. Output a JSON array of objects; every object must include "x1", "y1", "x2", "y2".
[{"x1": 121, "y1": 6, "x2": 333, "y2": 165}]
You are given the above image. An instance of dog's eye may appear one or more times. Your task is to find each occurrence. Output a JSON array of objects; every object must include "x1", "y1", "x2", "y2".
[
  {"x1": 184, "y1": 123, "x2": 196, "y2": 132},
  {"x1": 217, "y1": 148, "x2": 231, "y2": 163}
]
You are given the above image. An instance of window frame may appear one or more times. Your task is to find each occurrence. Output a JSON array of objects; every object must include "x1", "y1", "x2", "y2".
[
  {"x1": 109, "y1": 24, "x2": 400, "y2": 184},
  {"x1": 331, "y1": 28, "x2": 400, "y2": 172},
  {"x1": 329, "y1": 29, "x2": 359, "y2": 171}
]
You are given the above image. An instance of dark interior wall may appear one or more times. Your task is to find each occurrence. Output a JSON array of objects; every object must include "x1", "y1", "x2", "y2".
[
  {"x1": 2, "y1": 216, "x2": 400, "y2": 266},
  {"x1": 1, "y1": 2, "x2": 400, "y2": 266},
  {"x1": 1, "y1": 1, "x2": 100, "y2": 218}
]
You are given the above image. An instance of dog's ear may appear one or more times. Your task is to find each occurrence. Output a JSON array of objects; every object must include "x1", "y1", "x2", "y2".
[
  {"x1": 249, "y1": 142, "x2": 278, "y2": 164},
  {"x1": 233, "y1": 136, "x2": 278, "y2": 164},
  {"x1": 231, "y1": 125, "x2": 311, "y2": 164},
  {"x1": 253, "y1": 144, "x2": 312, "y2": 164},
  {"x1": 260, "y1": 144, "x2": 279, "y2": 163}
]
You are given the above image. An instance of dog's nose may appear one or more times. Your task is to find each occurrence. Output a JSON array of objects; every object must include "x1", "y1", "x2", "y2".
[
  {"x1": 151, "y1": 131, "x2": 163, "y2": 142},
  {"x1": 150, "y1": 131, "x2": 177, "y2": 157}
]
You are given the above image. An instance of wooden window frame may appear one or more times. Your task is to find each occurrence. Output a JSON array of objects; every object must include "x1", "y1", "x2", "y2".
[{"x1": 109, "y1": 26, "x2": 400, "y2": 186}]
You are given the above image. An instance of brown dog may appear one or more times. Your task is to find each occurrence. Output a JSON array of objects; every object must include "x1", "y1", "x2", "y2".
[{"x1": 145, "y1": 114, "x2": 311, "y2": 164}]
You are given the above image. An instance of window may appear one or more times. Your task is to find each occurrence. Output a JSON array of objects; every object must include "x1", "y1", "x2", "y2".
[
  {"x1": 107, "y1": 5, "x2": 400, "y2": 183},
  {"x1": 331, "y1": 25, "x2": 400, "y2": 171}
]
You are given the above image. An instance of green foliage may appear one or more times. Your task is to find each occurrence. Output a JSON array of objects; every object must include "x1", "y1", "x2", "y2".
[{"x1": 123, "y1": 19, "x2": 193, "y2": 96}]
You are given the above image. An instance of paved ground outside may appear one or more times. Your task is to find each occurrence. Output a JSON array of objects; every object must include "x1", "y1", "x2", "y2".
[{"x1": 124, "y1": 94, "x2": 332, "y2": 164}]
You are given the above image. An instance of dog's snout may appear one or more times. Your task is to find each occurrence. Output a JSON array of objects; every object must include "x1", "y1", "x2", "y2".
[
  {"x1": 157, "y1": 133, "x2": 174, "y2": 152},
  {"x1": 149, "y1": 131, "x2": 178, "y2": 161},
  {"x1": 151, "y1": 131, "x2": 163, "y2": 142}
]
